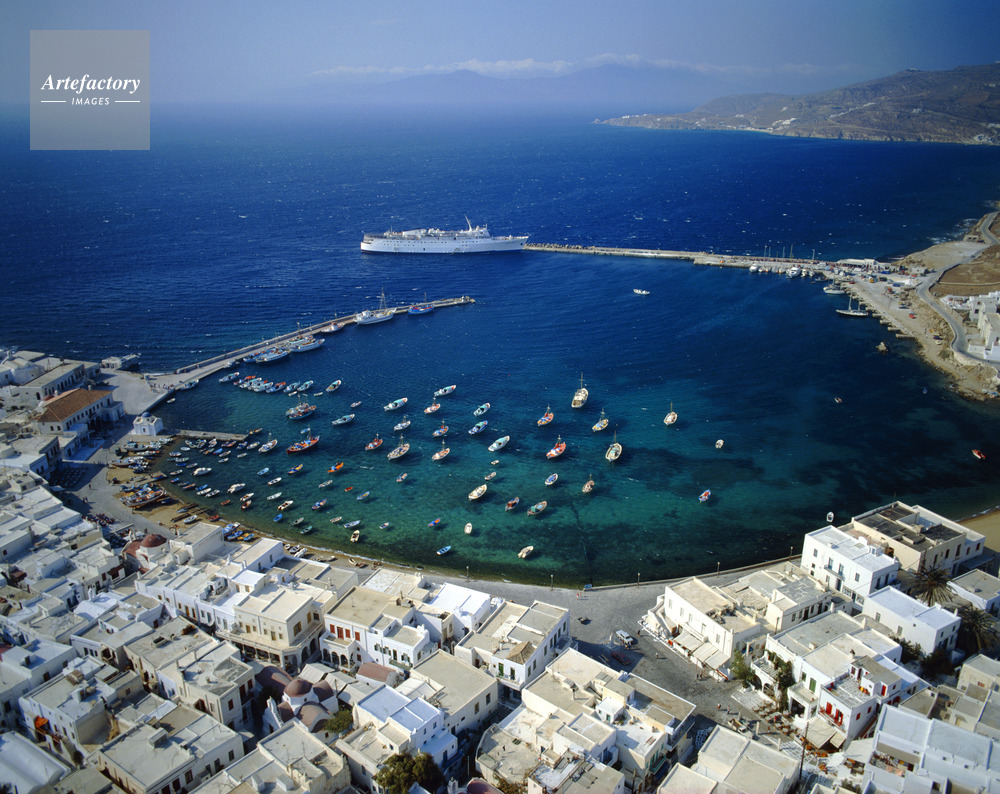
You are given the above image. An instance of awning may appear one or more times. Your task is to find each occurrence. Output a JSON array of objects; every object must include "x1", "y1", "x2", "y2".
[
  {"x1": 693, "y1": 643, "x2": 717, "y2": 664},
  {"x1": 706, "y1": 649, "x2": 731, "y2": 670},
  {"x1": 674, "y1": 630, "x2": 703, "y2": 653},
  {"x1": 806, "y1": 716, "x2": 847, "y2": 749}
]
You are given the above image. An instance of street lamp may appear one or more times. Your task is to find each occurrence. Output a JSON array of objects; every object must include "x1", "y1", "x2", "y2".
[
  {"x1": 637, "y1": 572, "x2": 641, "y2": 588},
  {"x1": 466, "y1": 565, "x2": 470, "y2": 580},
  {"x1": 550, "y1": 574, "x2": 554, "y2": 590}
]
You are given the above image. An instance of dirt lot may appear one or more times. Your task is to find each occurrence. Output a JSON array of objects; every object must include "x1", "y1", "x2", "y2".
[{"x1": 931, "y1": 243, "x2": 1000, "y2": 298}]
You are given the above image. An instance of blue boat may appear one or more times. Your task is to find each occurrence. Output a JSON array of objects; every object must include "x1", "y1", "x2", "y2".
[
  {"x1": 274, "y1": 513, "x2": 283, "y2": 522},
  {"x1": 436, "y1": 545, "x2": 452, "y2": 556},
  {"x1": 469, "y1": 420, "x2": 488, "y2": 435},
  {"x1": 408, "y1": 303, "x2": 434, "y2": 314},
  {"x1": 428, "y1": 518, "x2": 441, "y2": 528}
]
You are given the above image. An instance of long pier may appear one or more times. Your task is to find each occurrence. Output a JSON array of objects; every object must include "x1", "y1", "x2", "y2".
[
  {"x1": 171, "y1": 295, "x2": 475, "y2": 379},
  {"x1": 524, "y1": 243, "x2": 835, "y2": 271}
]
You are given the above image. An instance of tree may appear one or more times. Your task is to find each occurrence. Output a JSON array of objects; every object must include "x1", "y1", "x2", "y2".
[
  {"x1": 373, "y1": 751, "x2": 443, "y2": 794},
  {"x1": 910, "y1": 566, "x2": 952, "y2": 606},
  {"x1": 920, "y1": 647, "x2": 955, "y2": 679},
  {"x1": 322, "y1": 707, "x2": 353, "y2": 736},
  {"x1": 730, "y1": 651, "x2": 754, "y2": 689},
  {"x1": 775, "y1": 658, "x2": 795, "y2": 712},
  {"x1": 957, "y1": 604, "x2": 1000, "y2": 656}
]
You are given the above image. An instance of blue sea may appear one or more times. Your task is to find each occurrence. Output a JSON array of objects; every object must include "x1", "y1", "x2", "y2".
[{"x1": 4, "y1": 106, "x2": 1000, "y2": 585}]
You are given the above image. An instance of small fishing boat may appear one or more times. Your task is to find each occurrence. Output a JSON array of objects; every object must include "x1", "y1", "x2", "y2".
[
  {"x1": 474, "y1": 403, "x2": 490, "y2": 417},
  {"x1": 380, "y1": 522, "x2": 390, "y2": 529},
  {"x1": 436, "y1": 545, "x2": 452, "y2": 556},
  {"x1": 582, "y1": 478, "x2": 595, "y2": 494},
  {"x1": 633, "y1": 289, "x2": 650, "y2": 295},
  {"x1": 284, "y1": 382, "x2": 300, "y2": 394},
  {"x1": 469, "y1": 484, "x2": 488, "y2": 500},
  {"x1": 312, "y1": 499, "x2": 327, "y2": 510},
  {"x1": 469, "y1": 421, "x2": 488, "y2": 435},
  {"x1": 299, "y1": 525, "x2": 314, "y2": 535},
  {"x1": 297, "y1": 380, "x2": 315, "y2": 392},
  {"x1": 286, "y1": 431, "x2": 318, "y2": 454},
  {"x1": 826, "y1": 511, "x2": 835, "y2": 523},
  {"x1": 330, "y1": 516, "x2": 343, "y2": 523},
  {"x1": 366, "y1": 434, "x2": 383, "y2": 451},
  {"x1": 227, "y1": 482, "x2": 246, "y2": 493},
  {"x1": 287, "y1": 464, "x2": 303, "y2": 475},
  {"x1": 434, "y1": 384, "x2": 456, "y2": 397},
  {"x1": 319, "y1": 479, "x2": 333, "y2": 488},
  {"x1": 715, "y1": 439, "x2": 724, "y2": 449},
  {"x1": 344, "y1": 519, "x2": 360, "y2": 528},
  {"x1": 592, "y1": 410, "x2": 608, "y2": 432},
  {"x1": 221, "y1": 498, "x2": 233, "y2": 506},
  {"x1": 505, "y1": 497, "x2": 520, "y2": 512},
  {"x1": 331, "y1": 414, "x2": 355, "y2": 426},
  {"x1": 384, "y1": 397, "x2": 408, "y2": 411},
  {"x1": 528, "y1": 500, "x2": 547, "y2": 516},
  {"x1": 344, "y1": 486, "x2": 353, "y2": 492},
  {"x1": 973, "y1": 449, "x2": 986, "y2": 460},
  {"x1": 319, "y1": 322, "x2": 345, "y2": 334},
  {"x1": 350, "y1": 530, "x2": 360, "y2": 542},
  {"x1": 329, "y1": 462, "x2": 345, "y2": 473},
  {"x1": 699, "y1": 490, "x2": 711, "y2": 502},
  {"x1": 432, "y1": 443, "x2": 450, "y2": 461},
  {"x1": 351, "y1": 401, "x2": 362, "y2": 408},
  {"x1": 286, "y1": 402, "x2": 316, "y2": 420},
  {"x1": 326, "y1": 380, "x2": 342, "y2": 392},
  {"x1": 424, "y1": 402, "x2": 441, "y2": 415},
  {"x1": 241, "y1": 500, "x2": 252, "y2": 510},
  {"x1": 356, "y1": 491, "x2": 370, "y2": 501},
  {"x1": 488, "y1": 436, "x2": 510, "y2": 452},
  {"x1": 544, "y1": 473, "x2": 558, "y2": 486},
  {"x1": 663, "y1": 402, "x2": 678, "y2": 426},
  {"x1": 518, "y1": 545, "x2": 534, "y2": 559},
  {"x1": 465, "y1": 522, "x2": 473, "y2": 534},
  {"x1": 572, "y1": 374, "x2": 588, "y2": 408},
  {"x1": 193, "y1": 467, "x2": 211, "y2": 476},
  {"x1": 409, "y1": 302, "x2": 435, "y2": 314},
  {"x1": 394, "y1": 415, "x2": 411, "y2": 432},
  {"x1": 258, "y1": 438, "x2": 278, "y2": 453},
  {"x1": 292, "y1": 517, "x2": 305, "y2": 526},
  {"x1": 387, "y1": 440, "x2": 410, "y2": 460},
  {"x1": 537, "y1": 406, "x2": 553, "y2": 426},
  {"x1": 267, "y1": 491, "x2": 283, "y2": 500},
  {"x1": 273, "y1": 513, "x2": 283, "y2": 522},
  {"x1": 240, "y1": 492, "x2": 254, "y2": 502},
  {"x1": 606, "y1": 431, "x2": 622, "y2": 462},
  {"x1": 257, "y1": 468, "x2": 270, "y2": 477},
  {"x1": 546, "y1": 436, "x2": 566, "y2": 459},
  {"x1": 484, "y1": 471, "x2": 497, "y2": 481},
  {"x1": 428, "y1": 518, "x2": 442, "y2": 528},
  {"x1": 278, "y1": 500, "x2": 293, "y2": 511},
  {"x1": 396, "y1": 472, "x2": 408, "y2": 483},
  {"x1": 433, "y1": 425, "x2": 449, "y2": 438}
]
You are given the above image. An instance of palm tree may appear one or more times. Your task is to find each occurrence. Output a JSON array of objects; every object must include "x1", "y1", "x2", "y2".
[
  {"x1": 957, "y1": 604, "x2": 1000, "y2": 655},
  {"x1": 910, "y1": 566, "x2": 952, "y2": 606}
]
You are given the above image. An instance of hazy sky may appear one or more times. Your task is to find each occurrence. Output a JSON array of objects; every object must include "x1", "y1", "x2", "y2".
[{"x1": 5, "y1": 0, "x2": 1000, "y2": 104}]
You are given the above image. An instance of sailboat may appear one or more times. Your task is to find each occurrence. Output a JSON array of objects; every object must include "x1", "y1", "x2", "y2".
[
  {"x1": 605, "y1": 431, "x2": 622, "y2": 462},
  {"x1": 836, "y1": 297, "x2": 868, "y2": 317},
  {"x1": 572, "y1": 373, "x2": 588, "y2": 408},
  {"x1": 592, "y1": 410, "x2": 608, "y2": 432},
  {"x1": 663, "y1": 401, "x2": 677, "y2": 426},
  {"x1": 356, "y1": 289, "x2": 394, "y2": 324}
]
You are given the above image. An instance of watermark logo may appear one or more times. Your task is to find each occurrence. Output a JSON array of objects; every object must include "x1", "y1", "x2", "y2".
[{"x1": 31, "y1": 30, "x2": 149, "y2": 150}]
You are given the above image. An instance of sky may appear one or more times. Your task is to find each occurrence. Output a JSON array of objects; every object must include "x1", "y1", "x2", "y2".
[{"x1": 4, "y1": 0, "x2": 1000, "y2": 107}]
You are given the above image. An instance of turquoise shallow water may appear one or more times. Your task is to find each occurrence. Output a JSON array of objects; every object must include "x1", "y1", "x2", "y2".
[{"x1": 4, "y1": 108, "x2": 1000, "y2": 584}]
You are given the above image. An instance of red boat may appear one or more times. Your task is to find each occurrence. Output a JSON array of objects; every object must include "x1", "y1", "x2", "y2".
[
  {"x1": 973, "y1": 449, "x2": 986, "y2": 460},
  {"x1": 546, "y1": 436, "x2": 566, "y2": 459},
  {"x1": 366, "y1": 435, "x2": 383, "y2": 451},
  {"x1": 286, "y1": 430, "x2": 319, "y2": 454}
]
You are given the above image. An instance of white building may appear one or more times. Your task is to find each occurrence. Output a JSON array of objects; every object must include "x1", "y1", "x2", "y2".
[
  {"x1": 0, "y1": 638, "x2": 77, "y2": 733},
  {"x1": 454, "y1": 599, "x2": 570, "y2": 701},
  {"x1": 861, "y1": 586, "x2": 960, "y2": 655},
  {"x1": 801, "y1": 525, "x2": 900, "y2": 606},
  {"x1": 399, "y1": 649, "x2": 499, "y2": 736},
  {"x1": 131, "y1": 412, "x2": 163, "y2": 436},
  {"x1": 949, "y1": 569, "x2": 1000, "y2": 615}
]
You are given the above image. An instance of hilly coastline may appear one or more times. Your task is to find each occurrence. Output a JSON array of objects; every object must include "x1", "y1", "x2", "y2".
[{"x1": 600, "y1": 63, "x2": 1000, "y2": 144}]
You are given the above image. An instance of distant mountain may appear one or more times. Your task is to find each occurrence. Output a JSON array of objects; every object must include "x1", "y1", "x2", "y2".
[
  {"x1": 296, "y1": 64, "x2": 762, "y2": 116},
  {"x1": 600, "y1": 63, "x2": 1000, "y2": 144}
]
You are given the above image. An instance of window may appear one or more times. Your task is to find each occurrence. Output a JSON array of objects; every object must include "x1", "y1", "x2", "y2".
[
  {"x1": 486, "y1": 693, "x2": 491, "y2": 704},
  {"x1": 228, "y1": 699, "x2": 234, "y2": 711},
  {"x1": 294, "y1": 621, "x2": 302, "y2": 635},
  {"x1": 229, "y1": 749, "x2": 235, "y2": 761},
  {"x1": 475, "y1": 702, "x2": 480, "y2": 714},
  {"x1": 185, "y1": 771, "x2": 194, "y2": 784}
]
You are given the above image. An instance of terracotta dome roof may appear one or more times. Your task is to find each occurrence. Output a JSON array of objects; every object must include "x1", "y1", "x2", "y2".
[
  {"x1": 312, "y1": 680, "x2": 334, "y2": 702},
  {"x1": 299, "y1": 703, "x2": 331, "y2": 731},
  {"x1": 276, "y1": 701, "x2": 294, "y2": 721},
  {"x1": 255, "y1": 666, "x2": 292, "y2": 692},
  {"x1": 285, "y1": 678, "x2": 313, "y2": 697},
  {"x1": 139, "y1": 533, "x2": 167, "y2": 548}
]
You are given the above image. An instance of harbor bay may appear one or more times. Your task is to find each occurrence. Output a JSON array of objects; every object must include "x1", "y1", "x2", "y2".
[{"x1": 5, "y1": 111, "x2": 1000, "y2": 585}]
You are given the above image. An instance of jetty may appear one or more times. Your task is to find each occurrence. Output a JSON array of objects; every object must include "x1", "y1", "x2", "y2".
[{"x1": 524, "y1": 243, "x2": 834, "y2": 271}]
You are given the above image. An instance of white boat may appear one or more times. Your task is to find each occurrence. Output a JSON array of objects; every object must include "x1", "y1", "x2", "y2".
[
  {"x1": 572, "y1": 373, "x2": 588, "y2": 408},
  {"x1": 488, "y1": 436, "x2": 509, "y2": 452},
  {"x1": 826, "y1": 511, "x2": 835, "y2": 523},
  {"x1": 606, "y1": 432, "x2": 622, "y2": 462},
  {"x1": 384, "y1": 397, "x2": 408, "y2": 411},
  {"x1": 823, "y1": 284, "x2": 846, "y2": 295},
  {"x1": 715, "y1": 439, "x2": 724, "y2": 449},
  {"x1": 469, "y1": 484, "x2": 487, "y2": 500},
  {"x1": 432, "y1": 442, "x2": 450, "y2": 461},
  {"x1": 465, "y1": 522, "x2": 473, "y2": 534},
  {"x1": 786, "y1": 266, "x2": 800, "y2": 278},
  {"x1": 394, "y1": 415, "x2": 411, "y2": 432},
  {"x1": 361, "y1": 220, "x2": 528, "y2": 253},
  {"x1": 544, "y1": 473, "x2": 558, "y2": 486},
  {"x1": 474, "y1": 403, "x2": 490, "y2": 417},
  {"x1": 434, "y1": 384, "x2": 457, "y2": 397},
  {"x1": 592, "y1": 410, "x2": 608, "y2": 432},
  {"x1": 633, "y1": 289, "x2": 650, "y2": 295},
  {"x1": 518, "y1": 545, "x2": 534, "y2": 559},
  {"x1": 836, "y1": 297, "x2": 869, "y2": 317},
  {"x1": 387, "y1": 441, "x2": 410, "y2": 460},
  {"x1": 663, "y1": 401, "x2": 678, "y2": 426},
  {"x1": 193, "y1": 467, "x2": 211, "y2": 476},
  {"x1": 356, "y1": 290, "x2": 394, "y2": 324}
]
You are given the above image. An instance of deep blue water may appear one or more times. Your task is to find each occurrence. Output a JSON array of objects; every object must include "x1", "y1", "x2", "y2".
[{"x1": 4, "y1": 106, "x2": 1000, "y2": 585}]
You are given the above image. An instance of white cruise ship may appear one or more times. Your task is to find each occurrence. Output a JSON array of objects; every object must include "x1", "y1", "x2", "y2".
[{"x1": 361, "y1": 220, "x2": 528, "y2": 254}]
